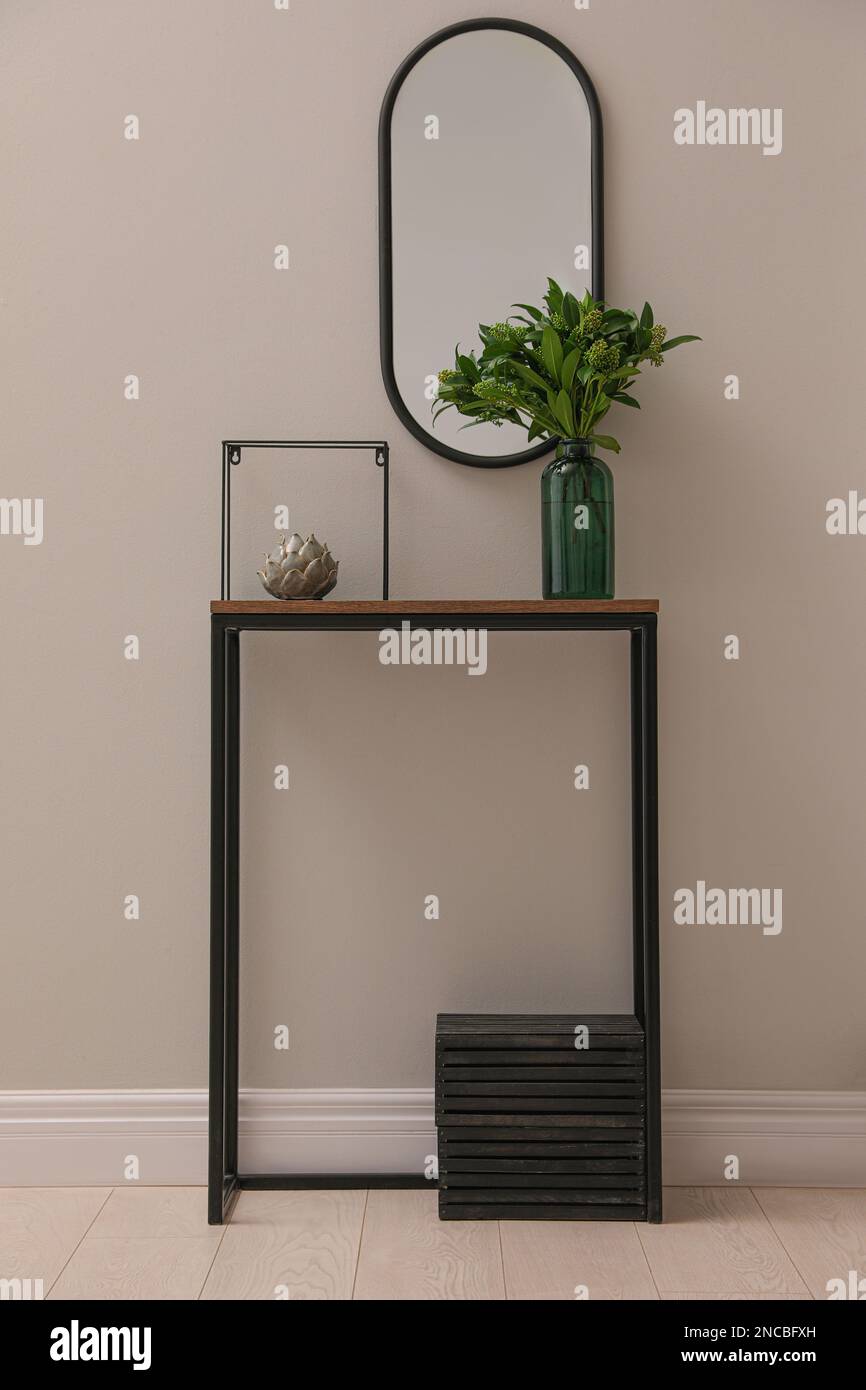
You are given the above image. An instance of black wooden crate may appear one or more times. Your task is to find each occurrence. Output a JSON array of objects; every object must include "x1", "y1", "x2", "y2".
[{"x1": 436, "y1": 1014, "x2": 647, "y2": 1221}]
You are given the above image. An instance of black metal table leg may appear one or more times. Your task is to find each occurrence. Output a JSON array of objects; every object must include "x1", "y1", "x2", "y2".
[
  {"x1": 209, "y1": 619, "x2": 240, "y2": 1224},
  {"x1": 632, "y1": 616, "x2": 661, "y2": 1222},
  {"x1": 225, "y1": 629, "x2": 241, "y2": 1192},
  {"x1": 208, "y1": 619, "x2": 227, "y2": 1223},
  {"x1": 644, "y1": 617, "x2": 661, "y2": 1223},
  {"x1": 630, "y1": 626, "x2": 646, "y2": 1034}
]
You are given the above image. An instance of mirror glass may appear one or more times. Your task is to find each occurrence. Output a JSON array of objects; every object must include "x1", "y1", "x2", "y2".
[{"x1": 380, "y1": 22, "x2": 601, "y2": 467}]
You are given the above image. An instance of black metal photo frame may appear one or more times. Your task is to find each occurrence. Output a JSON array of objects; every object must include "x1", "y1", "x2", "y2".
[
  {"x1": 378, "y1": 17, "x2": 605, "y2": 469},
  {"x1": 220, "y1": 440, "x2": 390, "y2": 601}
]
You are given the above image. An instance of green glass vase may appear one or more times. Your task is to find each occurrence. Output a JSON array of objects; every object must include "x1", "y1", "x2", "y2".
[{"x1": 541, "y1": 438, "x2": 614, "y2": 599}]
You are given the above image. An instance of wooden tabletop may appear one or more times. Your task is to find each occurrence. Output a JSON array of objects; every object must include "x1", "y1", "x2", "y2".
[{"x1": 211, "y1": 599, "x2": 659, "y2": 614}]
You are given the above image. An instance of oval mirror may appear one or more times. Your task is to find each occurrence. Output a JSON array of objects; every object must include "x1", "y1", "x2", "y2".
[{"x1": 379, "y1": 18, "x2": 603, "y2": 468}]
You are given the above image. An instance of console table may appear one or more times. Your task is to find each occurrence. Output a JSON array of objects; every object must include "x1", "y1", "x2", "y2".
[{"x1": 209, "y1": 599, "x2": 660, "y2": 1224}]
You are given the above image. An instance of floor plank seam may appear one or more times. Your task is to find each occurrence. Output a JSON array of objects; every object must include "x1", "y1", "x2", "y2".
[
  {"x1": 632, "y1": 1220, "x2": 662, "y2": 1301},
  {"x1": 633, "y1": 1213, "x2": 661, "y2": 1299},
  {"x1": 44, "y1": 1186, "x2": 114, "y2": 1299},
  {"x1": 350, "y1": 1189, "x2": 370, "y2": 1301},
  {"x1": 749, "y1": 1187, "x2": 816, "y2": 1300},
  {"x1": 497, "y1": 1220, "x2": 509, "y2": 1301},
  {"x1": 197, "y1": 1219, "x2": 229, "y2": 1300}
]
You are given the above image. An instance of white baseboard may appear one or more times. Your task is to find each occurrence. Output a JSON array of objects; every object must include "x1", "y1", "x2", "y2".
[
  {"x1": 0, "y1": 1088, "x2": 863, "y2": 1188},
  {"x1": 0, "y1": 1089, "x2": 435, "y2": 1187},
  {"x1": 662, "y1": 1090, "x2": 866, "y2": 1186}
]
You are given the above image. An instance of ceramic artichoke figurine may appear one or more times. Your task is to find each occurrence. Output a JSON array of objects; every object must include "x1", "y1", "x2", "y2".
[{"x1": 258, "y1": 533, "x2": 339, "y2": 600}]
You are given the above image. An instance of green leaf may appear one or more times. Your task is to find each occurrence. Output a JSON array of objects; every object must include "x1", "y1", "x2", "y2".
[
  {"x1": 561, "y1": 347, "x2": 581, "y2": 394},
  {"x1": 545, "y1": 278, "x2": 564, "y2": 315},
  {"x1": 554, "y1": 389, "x2": 575, "y2": 436},
  {"x1": 640, "y1": 302, "x2": 654, "y2": 331},
  {"x1": 456, "y1": 353, "x2": 480, "y2": 382},
  {"x1": 602, "y1": 310, "x2": 631, "y2": 333},
  {"x1": 512, "y1": 302, "x2": 543, "y2": 321},
  {"x1": 612, "y1": 392, "x2": 641, "y2": 408},
  {"x1": 562, "y1": 292, "x2": 580, "y2": 329},
  {"x1": 660, "y1": 334, "x2": 702, "y2": 350},
  {"x1": 541, "y1": 327, "x2": 564, "y2": 384},
  {"x1": 511, "y1": 360, "x2": 552, "y2": 394},
  {"x1": 591, "y1": 434, "x2": 622, "y2": 454}
]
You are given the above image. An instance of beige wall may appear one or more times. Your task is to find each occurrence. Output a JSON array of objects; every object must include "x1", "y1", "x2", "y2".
[{"x1": 2, "y1": 0, "x2": 865, "y2": 1093}]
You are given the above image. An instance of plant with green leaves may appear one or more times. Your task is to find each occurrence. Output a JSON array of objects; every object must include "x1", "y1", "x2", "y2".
[{"x1": 433, "y1": 279, "x2": 700, "y2": 453}]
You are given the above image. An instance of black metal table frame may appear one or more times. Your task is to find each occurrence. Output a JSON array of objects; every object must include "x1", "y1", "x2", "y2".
[{"x1": 209, "y1": 607, "x2": 660, "y2": 1224}]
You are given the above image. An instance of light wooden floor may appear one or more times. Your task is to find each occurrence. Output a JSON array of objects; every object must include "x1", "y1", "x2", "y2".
[{"x1": 1, "y1": 1186, "x2": 864, "y2": 1300}]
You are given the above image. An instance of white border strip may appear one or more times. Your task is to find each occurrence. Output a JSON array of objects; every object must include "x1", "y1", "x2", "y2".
[{"x1": 0, "y1": 1089, "x2": 863, "y2": 1187}]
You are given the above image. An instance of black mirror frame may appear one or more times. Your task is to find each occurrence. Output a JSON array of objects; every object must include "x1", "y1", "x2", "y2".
[{"x1": 378, "y1": 17, "x2": 604, "y2": 470}]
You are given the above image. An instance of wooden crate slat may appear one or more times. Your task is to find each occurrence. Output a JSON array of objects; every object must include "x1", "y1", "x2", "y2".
[
  {"x1": 439, "y1": 1203, "x2": 647, "y2": 1221},
  {"x1": 440, "y1": 1081, "x2": 644, "y2": 1098},
  {"x1": 438, "y1": 1049, "x2": 644, "y2": 1066},
  {"x1": 437, "y1": 1113, "x2": 642, "y2": 1130},
  {"x1": 438, "y1": 1187, "x2": 641, "y2": 1205},
  {"x1": 438, "y1": 1064, "x2": 644, "y2": 1081},
  {"x1": 440, "y1": 1140, "x2": 645, "y2": 1157},
  {"x1": 437, "y1": 1014, "x2": 643, "y2": 1035},
  {"x1": 441, "y1": 1172, "x2": 645, "y2": 1190},
  {"x1": 440, "y1": 1157, "x2": 645, "y2": 1175},
  {"x1": 438, "y1": 1035, "x2": 642, "y2": 1051},
  {"x1": 438, "y1": 1097, "x2": 645, "y2": 1115}
]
